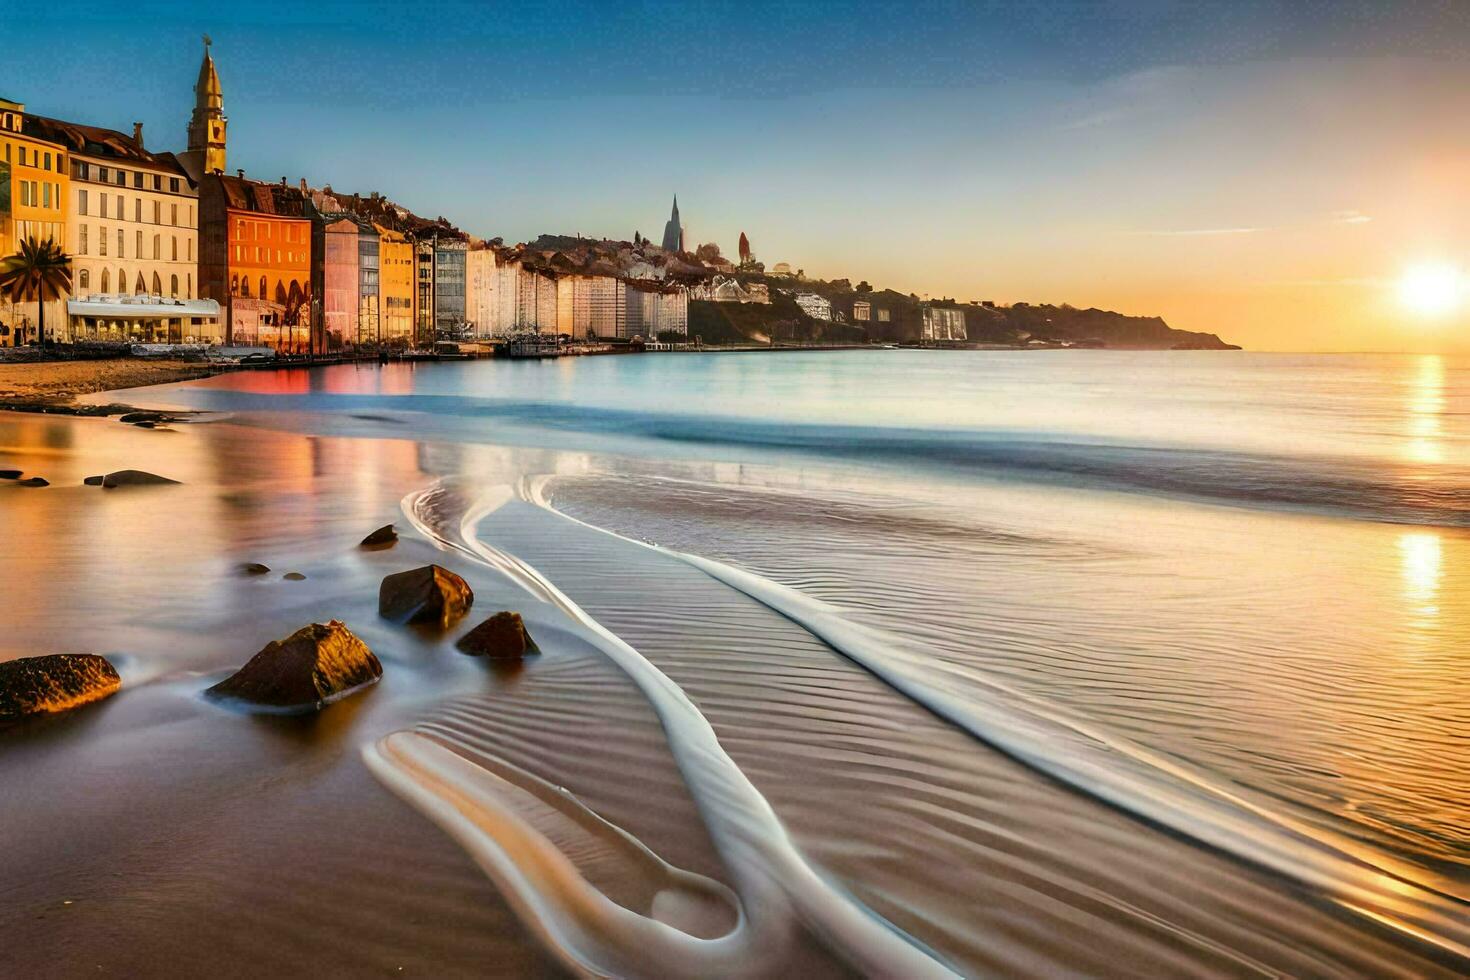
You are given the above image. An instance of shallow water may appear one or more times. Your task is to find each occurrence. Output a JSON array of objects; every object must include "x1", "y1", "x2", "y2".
[{"x1": 2, "y1": 350, "x2": 1467, "y2": 976}]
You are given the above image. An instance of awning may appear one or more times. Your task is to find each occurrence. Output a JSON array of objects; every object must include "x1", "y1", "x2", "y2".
[{"x1": 67, "y1": 296, "x2": 222, "y2": 319}]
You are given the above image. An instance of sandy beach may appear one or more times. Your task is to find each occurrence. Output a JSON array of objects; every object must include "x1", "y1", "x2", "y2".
[
  {"x1": 0, "y1": 358, "x2": 215, "y2": 405},
  {"x1": 2, "y1": 354, "x2": 1467, "y2": 978}
]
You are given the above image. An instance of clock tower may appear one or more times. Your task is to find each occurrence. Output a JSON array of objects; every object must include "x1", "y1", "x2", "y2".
[{"x1": 182, "y1": 36, "x2": 227, "y2": 181}]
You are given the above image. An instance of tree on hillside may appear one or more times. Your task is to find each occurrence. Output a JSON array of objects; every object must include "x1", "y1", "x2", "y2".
[
  {"x1": 0, "y1": 237, "x2": 72, "y2": 348},
  {"x1": 856, "y1": 280, "x2": 873, "y2": 292}
]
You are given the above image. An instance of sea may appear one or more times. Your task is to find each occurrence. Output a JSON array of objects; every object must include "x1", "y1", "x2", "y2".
[{"x1": 0, "y1": 349, "x2": 1466, "y2": 977}]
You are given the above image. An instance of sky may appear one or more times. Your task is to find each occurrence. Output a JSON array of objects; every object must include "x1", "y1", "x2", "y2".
[{"x1": 6, "y1": 0, "x2": 1470, "y2": 351}]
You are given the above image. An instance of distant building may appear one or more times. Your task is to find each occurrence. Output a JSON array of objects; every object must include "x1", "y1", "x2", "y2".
[
  {"x1": 738, "y1": 231, "x2": 751, "y2": 265},
  {"x1": 921, "y1": 304, "x2": 967, "y2": 342},
  {"x1": 376, "y1": 224, "x2": 414, "y2": 344},
  {"x1": 771, "y1": 262, "x2": 793, "y2": 277},
  {"x1": 465, "y1": 245, "x2": 496, "y2": 338},
  {"x1": 312, "y1": 216, "x2": 358, "y2": 351},
  {"x1": 793, "y1": 291, "x2": 832, "y2": 321},
  {"x1": 660, "y1": 194, "x2": 683, "y2": 253},
  {"x1": 691, "y1": 274, "x2": 770, "y2": 304},
  {"x1": 852, "y1": 299, "x2": 890, "y2": 324}
]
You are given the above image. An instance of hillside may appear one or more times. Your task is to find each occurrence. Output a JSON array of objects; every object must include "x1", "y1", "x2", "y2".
[{"x1": 705, "y1": 273, "x2": 1238, "y2": 349}]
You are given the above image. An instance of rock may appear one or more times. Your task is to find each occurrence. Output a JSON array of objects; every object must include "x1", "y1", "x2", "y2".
[
  {"x1": 132, "y1": 421, "x2": 157, "y2": 429},
  {"x1": 241, "y1": 562, "x2": 271, "y2": 576},
  {"x1": 17, "y1": 477, "x2": 48, "y2": 487},
  {"x1": 206, "y1": 620, "x2": 381, "y2": 710},
  {"x1": 283, "y1": 572, "x2": 306, "y2": 581},
  {"x1": 456, "y1": 612, "x2": 540, "y2": 659},
  {"x1": 0, "y1": 469, "x2": 21, "y2": 480},
  {"x1": 118, "y1": 412, "x2": 171, "y2": 424},
  {"x1": 379, "y1": 564, "x2": 474, "y2": 628},
  {"x1": 83, "y1": 475, "x2": 104, "y2": 486},
  {"x1": 360, "y1": 524, "x2": 398, "y2": 548},
  {"x1": 100, "y1": 470, "x2": 179, "y2": 488},
  {"x1": 0, "y1": 655, "x2": 121, "y2": 721}
]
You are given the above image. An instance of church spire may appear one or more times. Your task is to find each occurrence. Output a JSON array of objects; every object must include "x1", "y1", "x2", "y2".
[
  {"x1": 661, "y1": 193, "x2": 684, "y2": 253},
  {"x1": 184, "y1": 34, "x2": 227, "y2": 180}
]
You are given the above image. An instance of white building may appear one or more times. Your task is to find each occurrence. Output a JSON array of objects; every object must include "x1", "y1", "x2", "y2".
[
  {"x1": 793, "y1": 291, "x2": 832, "y2": 321},
  {"x1": 922, "y1": 305, "x2": 967, "y2": 342}
]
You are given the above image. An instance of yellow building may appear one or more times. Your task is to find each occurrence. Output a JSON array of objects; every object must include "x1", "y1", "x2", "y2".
[
  {"x1": 376, "y1": 223, "x2": 414, "y2": 343},
  {"x1": 1, "y1": 98, "x2": 70, "y2": 345}
]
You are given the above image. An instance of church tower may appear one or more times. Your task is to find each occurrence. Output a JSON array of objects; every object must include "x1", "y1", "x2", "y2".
[
  {"x1": 182, "y1": 36, "x2": 227, "y2": 181},
  {"x1": 660, "y1": 195, "x2": 683, "y2": 253}
]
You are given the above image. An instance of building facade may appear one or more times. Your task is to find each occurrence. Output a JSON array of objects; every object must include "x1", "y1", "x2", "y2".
[
  {"x1": 199, "y1": 174, "x2": 312, "y2": 349},
  {"x1": 921, "y1": 304, "x2": 967, "y2": 342},
  {"x1": 0, "y1": 99, "x2": 69, "y2": 345},
  {"x1": 377, "y1": 224, "x2": 413, "y2": 344},
  {"x1": 314, "y1": 216, "x2": 358, "y2": 351},
  {"x1": 793, "y1": 291, "x2": 832, "y2": 321}
]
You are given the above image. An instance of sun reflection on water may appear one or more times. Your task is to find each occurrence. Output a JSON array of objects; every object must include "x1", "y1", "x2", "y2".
[
  {"x1": 1403, "y1": 354, "x2": 1446, "y2": 465},
  {"x1": 1397, "y1": 531, "x2": 1442, "y2": 629}
]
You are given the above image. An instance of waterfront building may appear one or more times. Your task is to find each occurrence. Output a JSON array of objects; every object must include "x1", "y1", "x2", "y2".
[
  {"x1": 23, "y1": 113, "x2": 216, "y2": 343},
  {"x1": 377, "y1": 224, "x2": 414, "y2": 344},
  {"x1": 356, "y1": 224, "x2": 379, "y2": 345},
  {"x1": 627, "y1": 284, "x2": 688, "y2": 338},
  {"x1": 465, "y1": 244, "x2": 497, "y2": 338},
  {"x1": 198, "y1": 173, "x2": 312, "y2": 349},
  {"x1": 313, "y1": 216, "x2": 359, "y2": 351},
  {"x1": 433, "y1": 237, "x2": 468, "y2": 339},
  {"x1": 921, "y1": 304, "x2": 967, "y2": 341},
  {"x1": 691, "y1": 274, "x2": 770, "y2": 304},
  {"x1": 1, "y1": 99, "x2": 71, "y2": 345},
  {"x1": 793, "y1": 291, "x2": 832, "y2": 321},
  {"x1": 660, "y1": 194, "x2": 684, "y2": 253}
]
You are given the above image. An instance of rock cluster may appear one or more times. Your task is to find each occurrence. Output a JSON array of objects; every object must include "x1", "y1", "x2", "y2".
[
  {"x1": 379, "y1": 564, "x2": 474, "y2": 628},
  {"x1": 83, "y1": 470, "x2": 180, "y2": 488},
  {"x1": 0, "y1": 654, "x2": 121, "y2": 721},
  {"x1": 206, "y1": 621, "x2": 381, "y2": 710}
]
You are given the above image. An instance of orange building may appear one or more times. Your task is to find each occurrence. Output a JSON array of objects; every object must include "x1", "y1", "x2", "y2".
[{"x1": 199, "y1": 173, "x2": 312, "y2": 349}]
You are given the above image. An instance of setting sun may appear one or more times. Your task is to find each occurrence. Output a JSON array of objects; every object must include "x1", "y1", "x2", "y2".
[{"x1": 1397, "y1": 263, "x2": 1465, "y2": 318}]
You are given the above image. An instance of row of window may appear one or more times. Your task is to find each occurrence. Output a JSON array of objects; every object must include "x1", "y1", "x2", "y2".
[
  {"x1": 13, "y1": 219, "x2": 64, "y2": 245},
  {"x1": 228, "y1": 274, "x2": 307, "y2": 302},
  {"x1": 76, "y1": 267, "x2": 192, "y2": 299},
  {"x1": 77, "y1": 190, "x2": 195, "y2": 227},
  {"x1": 234, "y1": 218, "x2": 307, "y2": 245},
  {"x1": 74, "y1": 161, "x2": 184, "y2": 195},
  {"x1": 232, "y1": 244, "x2": 307, "y2": 265},
  {"x1": 16, "y1": 180, "x2": 62, "y2": 210},
  {"x1": 77, "y1": 225, "x2": 193, "y2": 263},
  {"x1": 7, "y1": 143, "x2": 64, "y2": 172}
]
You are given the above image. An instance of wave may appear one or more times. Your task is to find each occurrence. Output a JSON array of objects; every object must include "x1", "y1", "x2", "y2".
[
  {"x1": 159, "y1": 390, "x2": 1470, "y2": 527},
  {"x1": 521, "y1": 473, "x2": 1470, "y2": 965},
  {"x1": 365, "y1": 479, "x2": 957, "y2": 978}
]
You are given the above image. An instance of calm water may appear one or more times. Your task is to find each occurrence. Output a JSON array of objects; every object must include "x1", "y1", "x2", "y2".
[{"x1": 4, "y1": 350, "x2": 1468, "y2": 976}]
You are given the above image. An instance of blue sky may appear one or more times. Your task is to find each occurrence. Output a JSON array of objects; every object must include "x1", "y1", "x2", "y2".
[{"x1": 7, "y1": 1, "x2": 1470, "y2": 349}]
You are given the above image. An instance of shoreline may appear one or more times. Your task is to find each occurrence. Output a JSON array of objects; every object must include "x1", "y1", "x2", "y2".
[{"x1": 0, "y1": 358, "x2": 217, "y2": 411}]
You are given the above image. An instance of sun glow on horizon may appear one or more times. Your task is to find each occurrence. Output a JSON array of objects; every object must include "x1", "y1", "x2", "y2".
[{"x1": 1396, "y1": 263, "x2": 1466, "y2": 319}]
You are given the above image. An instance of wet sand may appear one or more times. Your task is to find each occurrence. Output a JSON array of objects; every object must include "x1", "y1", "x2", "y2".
[
  {"x1": 1, "y1": 367, "x2": 1467, "y2": 978},
  {"x1": 0, "y1": 358, "x2": 214, "y2": 405}
]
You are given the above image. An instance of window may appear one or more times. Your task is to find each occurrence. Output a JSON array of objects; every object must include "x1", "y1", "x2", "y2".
[
  {"x1": 42, "y1": 183, "x2": 50, "y2": 208},
  {"x1": 115, "y1": 195, "x2": 123, "y2": 218},
  {"x1": 136, "y1": 230, "x2": 142, "y2": 257},
  {"x1": 98, "y1": 166, "x2": 108, "y2": 183},
  {"x1": 170, "y1": 178, "x2": 180, "y2": 193},
  {"x1": 259, "y1": 276, "x2": 267, "y2": 299},
  {"x1": 135, "y1": 199, "x2": 142, "y2": 223},
  {"x1": 153, "y1": 233, "x2": 160, "y2": 259},
  {"x1": 100, "y1": 194, "x2": 108, "y2": 219},
  {"x1": 187, "y1": 238, "x2": 193, "y2": 261},
  {"x1": 133, "y1": 171, "x2": 142, "y2": 188},
  {"x1": 101, "y1": 269, "x2": 109, "y2": 293},
  {"x1": 170, "y1": 274, "x2": 178, "y2": 297},
  {"x1": 186, "y1": 272, "x2": 191, "y2": 297},
  {"x1": 79, "y1": 225, "x2": 88, "y2": 255},
  {"x1": 42, "y1": 152, "x2": 51, "y2": 172},
  {"x1": 153, "y1": 201, "x2": 161, "y2": 224},
  {"x1": 78, "y1": 189, "x2": 87, "y2": 215},
  {"x1": 118, "y1": 228, "x2": 124, "y2": 257},
  {"x1": 170, "y1": 203, "x2": 177, "y2": 226},
  {"x1": 171, "y1": 237, "x2": 178, "y2": 261},
  {"x1": 99, "y1": 226, "x2": 108, "y2": 256},
  {"x1": 152, "y1": 272, "x2": 162, "y2": 295},
  {"x1": 115, "y1": 170, "x2": 125, "y2": 186},
  {"x1": 79, "y1": 269, "x2": 90, "y2": 290}
]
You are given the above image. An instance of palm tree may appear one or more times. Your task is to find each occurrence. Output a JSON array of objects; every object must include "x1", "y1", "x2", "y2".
[{"x1": 0, "y1": 237, "x2": 72, "y2": 348}]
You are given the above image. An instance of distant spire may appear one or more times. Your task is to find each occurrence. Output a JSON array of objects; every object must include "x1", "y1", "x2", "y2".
[{"x1": 661, "y1": 193, "x2": 683, "y2": 252}]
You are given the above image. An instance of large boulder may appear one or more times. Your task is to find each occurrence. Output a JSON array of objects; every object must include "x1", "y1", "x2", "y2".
[
  {"x1": 379, "y1": 565, "x2": 474, "y2": 628},
  {"x1": 206, "y1": 621, "x2": 381, "y2": 710},
  {"x1": 360, "y1": 524, "x2": 398, "y2": 548},
  {"x1": 0, "y1": 654, "x2": 121, "y2": 721},
  {"x1": 99, "y1": 470, "x2": 179, "y2": 488},
  {"x1": 457, "y1": 612, "x2": 541, "y2": 659}
]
